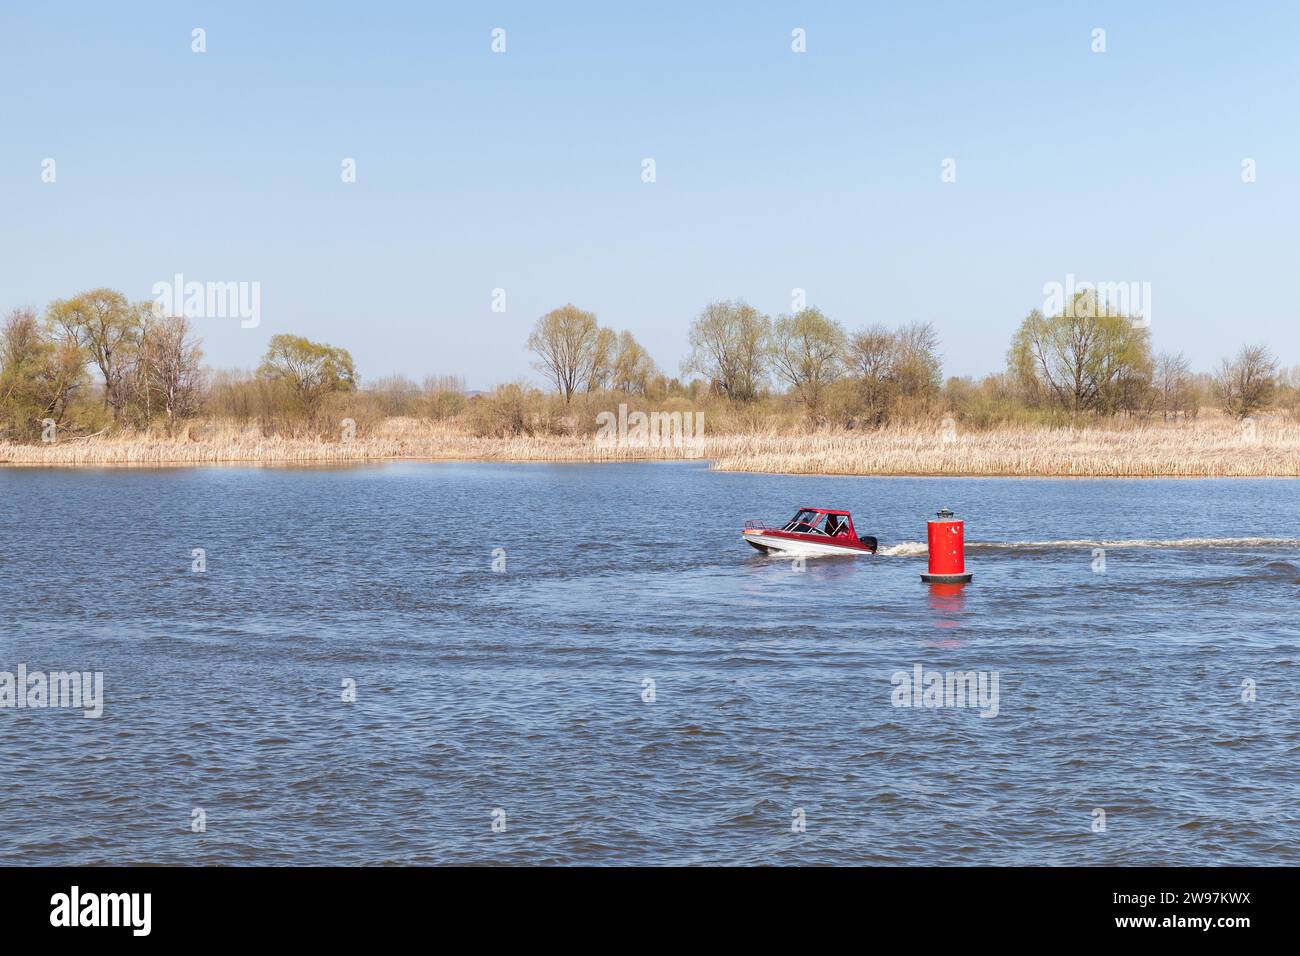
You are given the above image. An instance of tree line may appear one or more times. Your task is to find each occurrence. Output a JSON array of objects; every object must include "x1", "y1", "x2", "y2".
[
  {"x1": 0, "y1": 289, "x2": 357, "y2": 440},
  {"x1": 2, "y1": 286, "x2": 1295, "y2": 443},
  {"x1": 526, "y1": 300, "x2": 944, "y2": 425},
  {"x1": 526, "y1": 293, "x2": 1294, "y2": 426}
]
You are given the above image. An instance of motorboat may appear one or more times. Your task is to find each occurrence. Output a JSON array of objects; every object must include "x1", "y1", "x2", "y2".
[{"x1": 742, "y1": 507, "x2": 878, "y2": 557}]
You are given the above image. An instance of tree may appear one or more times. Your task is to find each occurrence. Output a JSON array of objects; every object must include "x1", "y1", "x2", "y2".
[
  {"x1": 46, "y1": 289, "x2": 139, "y2": 417},
  {"x1": 587, "y1": 327, "x2": 617, "y2": 393},
  {"x1": 1008, "y1": 291, "x2": 1152, "y2": 415},
  {"x1": 1152, "y1": 352, "x2": 1196, "y2": 421},
  {"x1": 423, "y1": 374, "x2": 467, "y2": 420},
  {"x1": 1214, "y1": 344, "x2": 1277, "y2": 419},
  {"x1": 526, "y1": 304, "x2": 600, "y2": 402},
  {"x1": 848, "y1": 325, "x2": 897, "y2": 424},
  {"x1": 682, "y1": 299, "x2": 770, "y2": 402},
  {"x1": 890, "y1": 322, "x2": 943, "y2": 410},
  {"x1": 257, "y1": 334, "x2": 357, "y2": 413},
  {"x1": 610, "y1": 330, "x2": 659, "y2": 395},
  {"x1": 770, "y1": 307, "x2": 846, "y2": 412},
  {"x1": 141, "y1": 314, "x2": 203, "y2": 431},
  {"x1": 845, "y1": 322, "x2": 943, "y2": 425},
  {"x1": 0, "y1": 308, "x2": 86, "y2": 439},
  {"x1": 1279, "y1": 365, "x2": 1300, "y2": 419}
]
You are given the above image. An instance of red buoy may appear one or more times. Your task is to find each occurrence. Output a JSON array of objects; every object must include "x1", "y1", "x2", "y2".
[{"x1": 921, "y1": 508, "x2": 973, "y2": 584}]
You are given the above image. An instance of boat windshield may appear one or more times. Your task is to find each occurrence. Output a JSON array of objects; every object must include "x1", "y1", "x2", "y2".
[
  {"x1": 783, "y1": 510, "x2": 824, "y2": 534},
  {"x1": 779, "y1": 510, "x2": 851, "y2": 536}
]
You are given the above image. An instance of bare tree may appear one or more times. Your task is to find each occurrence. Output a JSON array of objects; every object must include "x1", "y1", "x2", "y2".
[
  {"x1": 1152, "y1": 351, "x2": 1195, "y2": 421},
  {"x1": 526, "y1": 305, "x2": 600, "y2": 402},
  {"x1": 1214, "y1": 344, "x2": 1277, "y2": 419},
  {"x1": 142, "y1": 314, "x2": 204, "y2": 431},
  {"x1": 848, "y1": 325, "x2": 897, "y2": 425},
  {"x1": 891, "y1": 322, "x2": 943, "y2": 406},
  {"x1": 844, "y1": 322, "x2": 943, "y2": 425},
  {"x1": 682, "y1": 299, "x2": 770, "y2": 402},
  {"x1": 1279, "y1": 365, "x2": 1300, "y2": 419},
  {"x1": 362, "y1": 375, "x2": 422, "y2": 417},
  {"x1": 423, "y1": 374, "x2": 467, "y2": 420}
]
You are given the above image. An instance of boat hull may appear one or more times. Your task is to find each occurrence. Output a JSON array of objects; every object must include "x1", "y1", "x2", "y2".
[{"x1": 742, "y1": 530, "x2": 873, "y2": 557}]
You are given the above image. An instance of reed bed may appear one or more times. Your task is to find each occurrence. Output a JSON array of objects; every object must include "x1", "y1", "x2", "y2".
[
  {"x1": 0, "y1": 418, "x2": 715, "y2": 467},
  {"x1": 710, "y1": 420, "x2": 1300, "y2": 477},
  {"x1": 2, "y1": 417, "x2": 1299, "y2": 477}
]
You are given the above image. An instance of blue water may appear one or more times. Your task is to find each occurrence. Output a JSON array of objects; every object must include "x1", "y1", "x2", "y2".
[{"x1": 1, "y1": 462, "x2": 1297, "y2": 864}]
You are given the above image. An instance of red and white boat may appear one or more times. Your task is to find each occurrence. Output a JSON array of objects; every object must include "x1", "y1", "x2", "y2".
[{"x1": 742, "y1": 507, "x2": 879, "y2": 557}]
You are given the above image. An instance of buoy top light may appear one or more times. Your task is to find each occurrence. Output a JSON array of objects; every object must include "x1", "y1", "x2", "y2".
[{"x1": 935, "y1": 507, "x2": 955, "y2": 519}]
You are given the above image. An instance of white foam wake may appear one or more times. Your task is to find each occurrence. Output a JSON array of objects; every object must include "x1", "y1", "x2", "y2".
[
  {"x1": 878, "y1": 541, "x2": 928, "y2": 556},
  {"x1": 879, "y1": 537, "x2": 1300, "y2": 556}
]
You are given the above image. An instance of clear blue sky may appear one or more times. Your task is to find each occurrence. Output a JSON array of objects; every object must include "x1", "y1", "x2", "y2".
[{"x1": 2, "y1": 1, "x2": 1297, "y2": 388}]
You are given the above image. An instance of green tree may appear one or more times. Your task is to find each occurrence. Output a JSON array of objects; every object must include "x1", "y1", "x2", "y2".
[
  {"x1": 257, "y1": 334, "x2": 357, "y2": 414},
  {"x1": 526, "y1": 304, "x2": 600, "y2": 402},
  {"x1": 0, "y1": 308, "x2": 87, "y2": 439},
  {"x1": 46, "y1": 289, "x2": 139, "y2": 418},
  {"x1": 610, "y1": 330, "x2": 659, "y2": 395},
  {"x1": 770, "y1": 307, "x2": 846, "y2": 413},
  {"x1": 1008, "y1": 291, "x2": 1152, "y2": 415},
  {"x1": 587, "y1": 326, "x2": 618, "y2": 393}
]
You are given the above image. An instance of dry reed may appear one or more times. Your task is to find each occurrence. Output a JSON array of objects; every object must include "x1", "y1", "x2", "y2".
[
  {"x1": 711, "y1": 419, "x2": 1300, "y2": 477},
  {"x1": 2, "y1": 417, "x2": 1298, "y2": 477}
]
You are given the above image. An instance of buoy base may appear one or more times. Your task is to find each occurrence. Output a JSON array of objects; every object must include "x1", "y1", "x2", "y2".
[{"x1": 922, "y1": 572, "x2": 973, "y2": 584}]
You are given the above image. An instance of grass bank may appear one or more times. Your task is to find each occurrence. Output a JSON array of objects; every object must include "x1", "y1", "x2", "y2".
[{"x1": 2, "y1": 417, "x2": 1298, "y2": 477}]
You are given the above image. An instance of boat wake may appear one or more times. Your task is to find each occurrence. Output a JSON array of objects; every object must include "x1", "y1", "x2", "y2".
[
  {"x1": 879, "y1": 537, "x2": 1300, "y2": 557},
  {"x1": 877, "y1": 541, "x2": 930, "y2": 556}
]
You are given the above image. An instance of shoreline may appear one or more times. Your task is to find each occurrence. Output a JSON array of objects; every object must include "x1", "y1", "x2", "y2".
[
  {"x1": 4, "y1": 457, "x2": 1296, "y2": 479},
  {"x1": 3, "y1": 418, "x2": 1300, "y2": 477}
]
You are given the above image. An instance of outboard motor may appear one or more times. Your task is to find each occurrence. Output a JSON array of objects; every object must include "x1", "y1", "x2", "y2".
[{"x1": 858, "y1": 535, "x2": 878, "y2": 553}]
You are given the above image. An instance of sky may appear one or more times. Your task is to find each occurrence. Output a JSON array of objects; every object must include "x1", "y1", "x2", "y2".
[{"x1": 1, "y1": 1, "x2": 1297, "y2": 389}]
